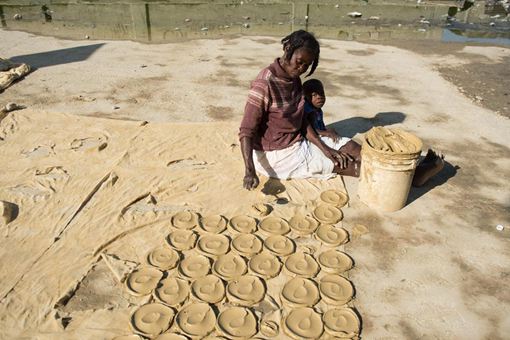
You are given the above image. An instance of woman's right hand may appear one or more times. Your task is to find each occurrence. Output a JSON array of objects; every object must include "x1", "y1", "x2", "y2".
[
  {"x1": 243, "y1": 171, "x2": 260, "y2": 190},
  {"x1": 327, "y1": 147, "x2": 354, "y2": 169}
]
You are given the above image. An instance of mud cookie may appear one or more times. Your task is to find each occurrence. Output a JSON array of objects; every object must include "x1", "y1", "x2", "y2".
[
  {"x1": 197, "y1": 234, "x2": 230, "y2": 257},
  {"x1": 146, "y1": 246, "x2": 180, "y2": 270},
  {"x1": 263, "y1": 235, "x2": 295, "y2": 257},
  {"x1": 231, "y1": 233, "x2": 263, "y2": 257},
  {"x1": 200, "y1": 214, "x2": 228, "y2": 233},
  {"x1": 212, "y1": 253, "x2": 247, "y2": 280},
  {"x1": 319, "y1": 274, "x2": 354, "y2": 306},
  {"x1": 312, "y1": 204, "x2": 343, "y2": 224},
  {"x1": 229, "y1": 215, "x2": 257, "y2": 233},
  {"x1": 258, "y1": 216, "x2": 290, "y2": 236},
  {"x1": 282, "y1": 307, "x2": 323, "y2": 340},
  {"x1": 130, "y1": 303, "x2": 175, "y2": 338},
  {"x1": 322, "y1": 308, "x2": 360, "y2": 338},
  {"x1": 191, "y1": 274, "x2": 225, "y2": 304},
  {"x1": 216, "y1": 307, "x2": 258, "y2": 339},
  {"x1": 319, "y1": 189, "x2": 349, "y2": 207},
  {"x1": 125, "y1": 267, "x2": 163, "y2": 296},
  {"x1": 317, "y1": 249, "x2": 353, "y2": 274},
  {"x1": 113, "y1": 335, "x2": 143, "y2": 340},
  {"x1": 284, "y1": 252, "x2": 320, "y2": 278},
  {"x1": 281, "y1": 277, "x2": 320, "y2": 307},
  {"x1": 288, "y1": 214, "x2": 319, "y2": 236},
  {"x1": 154, "y1": 334, "x2": 189, "y2": 340},
  {"x1": 179, "y1": 254, "x2": 211, "y2": 279},
  {"x1": 154, "y1": 277, "x2": 189, "y2": 307},
  {"x1": 248, "y1": 252, "x2": 282, "y2": 279},
  {"x1": 172, "y1": 210, "x2": 200, "y2": 229},
  {"x1": 315, "y1": 224, "x2": 348, "y2": 247},
  {"x1": 166, "y1": 229, "x2": 198, "y2": 251},
  {"x1": 226, "y1": 275, "x2": 266, "y2": 306},
  {"x1": 175, "y1": 303, "x2": 216, "y2": 337}
]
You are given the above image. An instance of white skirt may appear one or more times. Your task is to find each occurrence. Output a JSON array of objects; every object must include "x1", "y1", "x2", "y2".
[{"x1": 253, "y1": 137, "x2": 350, "y2": 180}]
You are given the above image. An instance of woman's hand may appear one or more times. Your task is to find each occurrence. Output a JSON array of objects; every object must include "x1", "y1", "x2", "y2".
[
  {"x1": 243, "y1": 171, "x2": 260, "y2": 190},
  {"x1": 327, "y1": 148, "x2": 354, "y2": 169}
]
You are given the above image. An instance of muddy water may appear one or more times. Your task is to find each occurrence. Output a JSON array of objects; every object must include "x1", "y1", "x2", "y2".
[{"x1": 0, "y1": 1, "x2": 509, "y2": 45}]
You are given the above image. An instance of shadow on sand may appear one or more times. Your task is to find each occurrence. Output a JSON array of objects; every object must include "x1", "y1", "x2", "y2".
[
  {"x1": 9, "y1": 43, "x2": 106, "y2": 69},
  {"x1": 328, "y1": 111, "x2": 406, "y2": 138},
  {"x1": 407, "y1": 160, "x2": 459, "y2": 205}
]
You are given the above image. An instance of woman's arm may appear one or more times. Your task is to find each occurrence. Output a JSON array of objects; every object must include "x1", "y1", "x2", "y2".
[
  {"x1": 240, "y1": 136, "x2": 259, "y2": 190},
  {"x1": 305, "y1": 123, "x2": 352, "y2": 169}
]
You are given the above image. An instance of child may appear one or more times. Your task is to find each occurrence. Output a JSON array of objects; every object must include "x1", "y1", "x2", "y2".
[{"x1": 303, "y1": 78, "x2": 339, "y2": 141}]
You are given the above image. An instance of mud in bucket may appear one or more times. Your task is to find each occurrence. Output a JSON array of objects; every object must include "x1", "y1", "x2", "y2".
[{"x1": 358, "y1": 127, "x2": 422, "y2": 212}]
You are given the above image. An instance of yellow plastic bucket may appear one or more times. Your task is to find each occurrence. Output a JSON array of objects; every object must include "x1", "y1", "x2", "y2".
[{"x1": 358, "y1": 127, "x2": 423, "y2": 212}]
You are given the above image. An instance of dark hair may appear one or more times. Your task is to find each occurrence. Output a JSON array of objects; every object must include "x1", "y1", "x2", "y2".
[
  {"x1": 281, "y1": 30, "x2": 320, "y2": 77},
  {"x1": 302, "y1": 79, "x2": 324, "y2": 96}
]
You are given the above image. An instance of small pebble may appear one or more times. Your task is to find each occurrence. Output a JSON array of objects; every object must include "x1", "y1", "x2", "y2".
[
  {"x1": 496, "y1": 224, "x2": 504, "y2": 231},
  {"x1": 184, "y1": 18, "x2": 191, "y2": 22},
  {"x1": 243, "y1": 23, "x2": 250, "y2": 28},
  {"x1": 85, "y1": 35, "x2": 90, "y2": 39},
  {"x1": 201, "y1": 27, "x2": 208, "y2": 31},
  {"x1": 113, "y1": 105, "x2": 120, "y2": 110}
]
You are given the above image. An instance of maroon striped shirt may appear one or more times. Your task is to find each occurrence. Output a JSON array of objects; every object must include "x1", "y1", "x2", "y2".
[{"x1": 239, "y1": 58, "x2": 308, "y2": 151}]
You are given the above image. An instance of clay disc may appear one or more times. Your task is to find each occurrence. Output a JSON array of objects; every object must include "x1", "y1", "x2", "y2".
[
  {"x1": 197, "y1": 234, "x2": 230, "y2": 257},
  {"x1": 231, "y1": 234, "x2": 263, "y2": 257},
  {"x1": 263, "y1": 235, "x2": 295, "y2": 257},
  {"x1": 216, "y1": 307, "x2": 258, "y2": 339},
  {"x1": 226, "y1": 275, "x2": 266, "y2": 306},
  {"x1": 289, "y1": 214, "x2": 319, "y2": 236},
  {"x1": 113, "y1": 335, "x2": 143, "y2": 340},
  {"x1": 154, "y1": 334, "x2": 189, "y2": 340},
  {"x1": 319, "y1": 189, "x2": 349, "y2": 207},
  {"x1": 200, "y1": 214, "x2": 228, "y2": 233},
  {"x1": 146, "y1": 246, "x2": 180, "y2": 270},
  {"x1": 312, "y1": 204, "x2": 343, "y2": 224},
  {"x1": 212, "y1": 253, "x2": 247, "y2": 280},
  {"x1": 314, "y1": 225, "x2": 348, "y2": 247},
  {"x1": 248, "y1": 252, "x2": 282, "y2": 279},
  {"x1": 229, "y1": 215, "x2": 257, "y2": 233},
  {"x1": 319, "y1": 274, "x2": 354, "y2": 306},
  {"x1": 284, "y1": 253, "x2": 320, "y2": 278},
  {"x1": 172, "y1": 210, "x2": 199, "y2": 229},
  {"x1": 323, "y1": 308, "x2": 360, "y2": 338},
  {"x1": 176, "y1": 303, "x2": 216, "y2": 337},
  {"x1": 317, "y1": 249, "x2": 353, "y2": 274},
  {"x1": 154, "y1": 277, "x2": 189, "y2": 307},
  {"x1": 191, "y1": 274, "x2": 225, "y2": 304},
  {"x1": 130, "y1": 303, "x2": 175, "y2": 337},
  {"x1": 283, "y1": 308, "x2": 323, "y2": 339},
  {"x1": 179, "y1": 255, "x2": 211, "y2": 279},
  {"x1": 166, "y1": 229, "x2": 198, "y2": 251},
  {"x1": 258, "y1": 216, "x2": 290, "y2": 236},
  {"x1": 281, "y1": 277, "x2": 320, "y2": 307},
  {"x1": 125, "y1": 267, "x2": 163, "y2": 296}
]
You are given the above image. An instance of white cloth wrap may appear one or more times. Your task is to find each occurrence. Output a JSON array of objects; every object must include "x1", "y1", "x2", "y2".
[{"x1": 253, "y1": 137, "x2": 350, "y2": 180}]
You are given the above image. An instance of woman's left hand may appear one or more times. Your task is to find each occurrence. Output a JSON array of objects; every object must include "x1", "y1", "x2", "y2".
[{"x1": 327, "y1": 148, "x2": 354, "y2": 169}]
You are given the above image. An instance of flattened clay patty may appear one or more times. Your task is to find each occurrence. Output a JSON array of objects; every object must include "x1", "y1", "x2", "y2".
[
  {"x1": 226, "y1": 275, "x2": 266, "y2": 306},
  {"x1": 263, "y1": 235, "x2": 295, "y2": 257},
  {"x1": 130, "y1": 303, "x2": 175, "y2": 337},
  {"x1": 147, "y1": 246, "x2": 180, "y2": 270},
  {"x1": 248, "y1": 252, "x2": 282, "y2": 279},
  {"x1": 154, "y1": 277, "x2": 189, "y2": 307},
  {"x1": 319, "y1": 274, "x2": 354, "y2": 306},
  {"x1": 176, "y1": 303, "x2": 216, "y2": 337},
  {"x1": 231, "y1": 234, "x2": 263, "y2": 257},
  {"x1": 197, "y1": 234, "x2": 230, "y2": 257},
  {"x1": 258, "y1": 216, "x2": 290, "y2": 236},
  {"x1": 315, "y1": 224, "x2": 348, "y2": 247},
  {"x1": 212, "y1": 253, "x2": 247, "y2": 280},
  {"x1": 312, "y1": 204, "x2": 343, "y2": 224},
  {"x1": 281, "y1": 277, "x2": 320, "y2": 307},
  {"x1": 125, "y1": 267, "x2": 163, "y2": 296},
  {"x1": 317, "y1": 249, "x2": 353, "y2": 273},
  {"x1": 172, "y1": 210, "x2": 199, "y2": 229},
  {"x1": 200, "y1": 214, "x2": 228, "y2": 233},
  {"x1": 229, "y1": 215, "x2": 257, "y2": 233},
  {"x1": 179, "y1": 255, "x2": 211, "y2": 279},
  {"x1": 283, "y1": 307, "x2": 323, "y2": 339},
  {"x1": 154, "y1": 333, "x2": 189, "y2": 340},
  {"x1": 191, "y1": 274, "x2": 225, "y2": 304},
  {"x1": 166, "y1": 229, "x2": 198, "y2": 251},
  {"x1": 216, "y1": 307, "x2": 258, "y2": 339},
  {"x1": 289, "y1": 214, "x2": 319, "y2": 235},
  {"x1": 319, "y1": 189, "x2": 349, "y2": 207},
  {"x1": 284, "y1": 253, "x2": 320, "y2": 278},
  {"x1": 323, "y1": 308, "x2": 360, "y2": 337}
]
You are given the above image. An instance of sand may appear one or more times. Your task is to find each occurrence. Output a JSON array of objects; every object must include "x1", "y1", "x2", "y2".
[{"x1": 1, "y1": 29, "x2": 510, "y2": 339}]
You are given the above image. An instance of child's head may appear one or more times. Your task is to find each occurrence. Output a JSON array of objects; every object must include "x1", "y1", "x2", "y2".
[{"x1": 303, "y1": 79, "x2": 326, "y2": 109}]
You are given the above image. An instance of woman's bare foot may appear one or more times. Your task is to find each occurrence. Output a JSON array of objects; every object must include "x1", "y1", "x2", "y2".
[{"x1": 412, "y1": 149, "x2": 445, "y2": 187}]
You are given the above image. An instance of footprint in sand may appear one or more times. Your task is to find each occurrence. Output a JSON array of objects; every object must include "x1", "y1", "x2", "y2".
[
  {"x1": 70, "y1": 135, "x2": 108, "y2": 152},
  {"x1": 21, "y1": 143, "x2": 55, "y2": 158}
]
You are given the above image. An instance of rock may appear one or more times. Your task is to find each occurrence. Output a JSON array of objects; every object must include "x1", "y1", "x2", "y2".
[
  {"x1": 347, "y1": 12, "x2": 362, "y2": 18},
  {"x1": 201, "y1": 27, "x2": 209, "y2": 31},
  {"x1": 369, "y1": 16, "x2": 380, "y2": 20},
  {"x1": 85, "y1": 35, "x2": 90, "y2": 39},
  {"x1": 184, "y1": 18, "x2": 191, "y2": 22},
  {"x1": 243, "y1": 23, "x2": 250, "y2": 28},
  {"x1": 0, "y1": 201, "x2": 18, "y2": 225},
  {"x1": 13, "y1": 13, "x2": 22, "y2": 20},
  {"x1": 1, "y1": 103, "x2": 25, "y2": 114},
  {"x1": 113, "y1": 105, "x2": 120, "y2": 110},
  {"x1": 489, "y1": 22, "x2": 496, "y2": 26},
  {"x1": 242, "y1": 16, "x2": 250, "y2": 20}
]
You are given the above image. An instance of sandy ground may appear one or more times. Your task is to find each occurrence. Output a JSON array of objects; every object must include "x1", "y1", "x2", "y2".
[{"x1": 1, "y1": 30, "x2": 510, "y2": 339}]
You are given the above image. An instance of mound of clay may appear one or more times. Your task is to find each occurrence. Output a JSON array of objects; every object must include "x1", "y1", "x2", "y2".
[
  {"x1": 313, "y1": 204, "x2": 343, "y2": 224},
  {"x1": 319, "y1": 190, "x2": 349, "y2": 207},
  {"x1": 175, "y1": 303, "x2": 216, "y2": 337},
  {"x1": 263, "y1": 235, "x2": 295, "y2": 257},
  {"x1": 146, "y1": 246, "x2": 180, "y2": 270},
  {"x1": 166, "y1": 230, "x2": 198, "y2": 250},
  {"x1": 154, "y1": 333, "x2": 189, "y2": 340},
  {"x1": 319, "y1": 274, "x2": 354, "y2": 306},
  {"x1": 200, "y1": 214, "x2": 228, "y2": 233},
  {"x1": 154, "y1": 277, "x2": 189, "y2": 307},
  {"x1": 179, "y1": 255, "x2": 211, "y2": 279},
  {"x1": 283, "y1": 307, "x2": 323, "y2": 339},
  {"x1": 258, "y1": 216, "x2": 290, "y2": 236},
  {"x1": 288, "y1": 214, "x2": 319, "y2": 236},
  {"x1": 229, "y1": 215, "x2": 257, "y2": 233},
  {"x1": 284, "y1": 253, "x2": 320, "y2": 278},
  {"x1": 323, "y1": 307, "x2": 360, "y2": 338},
  {"x1": 171, "y1": 211, "x2": 199, "y2": 229},
  {"x1": 191, "y1": 274, "x2": 225, "y2": 304},
  {"x1": 315, "y1": 225, "x2": 348, "y2": 247},
  {"x1": 226, "y1": 275, "x2": 266, "y2": 306},
  {"x1": 130, "y1": 303, "x2": 175, "y2": 337},
  {"x1": 216, "y1": 307, "x2": 258, "y2": 339},
  {"x1": 125, "y1": 267, "x2": 163, "y2": 296},
  {"x1": 212, "y1": 253, "x2": 247, "y2": 280},
  {"x1": 317, "y1": 249, "x2": 353, "y2": 273},
  {"x1": 281, "y1": 277, "x2": 320, "y2": 307},
  {"x1": 231, "y1": 234, "x2": 263, "y2": 257},
  {"x1": 197, "y1": 234, "x2": 230, "y2": 257},
  {"x1": 248, "y1": 252, "x2": 282, "y2": 279}
]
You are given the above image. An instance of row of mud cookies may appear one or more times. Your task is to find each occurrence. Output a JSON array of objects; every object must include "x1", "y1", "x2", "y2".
[{"x1": 114, "y1": 189, "x2": 360, "y2": 339}]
